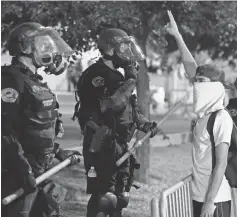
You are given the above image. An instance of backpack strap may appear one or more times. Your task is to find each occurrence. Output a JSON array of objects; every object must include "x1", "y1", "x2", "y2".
[
  {"x1": 207, "y1": 110, "x2": 221, "y2": 171},
  {"x1": 225, "y1": 108, "x2": 237, "y2": 153}
]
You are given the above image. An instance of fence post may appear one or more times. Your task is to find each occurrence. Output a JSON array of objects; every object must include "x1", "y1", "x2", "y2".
[
  {"x1": 151, "y1": 197, "x2": 159, "y2": 217},
  {"x1": 159, "y1": 192, "x2": 167, "y2": 217},
  {"x1": 232, "y1": 188, "x2": 237, "y2": 217}
]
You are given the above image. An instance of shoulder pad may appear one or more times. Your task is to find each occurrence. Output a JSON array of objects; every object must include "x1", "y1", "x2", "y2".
[
  {"x1": 1, "y1": 65, "x2": 22, "y2": 77},
  {"x1": 1, "y1": 65, "x2": 25, "y2": 92},
  {"x1": 76, "y1": 64, "x2": 95, "y2": 93}
]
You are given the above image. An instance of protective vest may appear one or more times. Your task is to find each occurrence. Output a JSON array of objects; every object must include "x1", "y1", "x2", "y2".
[
  {"x1": 1, "y1": 64, "x2": 58, "y2": 155},
  {"x1": 73, "y1": 59, "x2": 135, "y2": 142}
]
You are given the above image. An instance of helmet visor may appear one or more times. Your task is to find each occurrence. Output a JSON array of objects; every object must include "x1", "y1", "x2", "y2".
[
  {"x1": 112, "y1": 36, "x2": 145, "y2": 62},
  {"x1": 28, "y1": 27, "x2": 73, "y2": 57}
]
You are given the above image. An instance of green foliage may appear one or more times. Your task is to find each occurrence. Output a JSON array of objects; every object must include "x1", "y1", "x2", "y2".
[{"x1": 1, "y1": 1, "x2": 237, "y2": 65}]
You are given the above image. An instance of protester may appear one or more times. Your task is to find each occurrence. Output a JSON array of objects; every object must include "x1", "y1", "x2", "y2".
[
  {"x1": 1, "y1": 22, "x2": 81, "y2": 217},
  {"x1": 73, "y1": 28, "x2": 163, "y2": 217},
  {"x1": 227, "y1": 78, "x2": 237, "y2": 124},
  {"x1": 165, "y1": 11, "x2": 233, "y2": 217}
]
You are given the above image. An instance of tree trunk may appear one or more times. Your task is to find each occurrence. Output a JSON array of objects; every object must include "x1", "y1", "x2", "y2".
[{"x1": 134, "y1": 39, "x2": 150, "y2": 183}]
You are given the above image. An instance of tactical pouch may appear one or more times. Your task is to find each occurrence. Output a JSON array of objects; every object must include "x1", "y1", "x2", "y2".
[
  {"x1": 40, "y1": 180, "x2": 67, "y2": 215},
  {"x1": 85, "y1": 120, "x2": 112, "y2": 153}
]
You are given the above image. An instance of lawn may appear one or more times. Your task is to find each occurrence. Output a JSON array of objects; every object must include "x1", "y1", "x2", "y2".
[{"x1": 52, "y1": 143, "x2": 193, "y2": 217}]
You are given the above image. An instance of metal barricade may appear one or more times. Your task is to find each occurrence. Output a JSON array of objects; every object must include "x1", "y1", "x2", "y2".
[
  {"x1": 159, "y1": 175, "x2": 193, "y2": 217},
  {"x1": 157, "y1": 174, "x2": 237, "y2": 217}
]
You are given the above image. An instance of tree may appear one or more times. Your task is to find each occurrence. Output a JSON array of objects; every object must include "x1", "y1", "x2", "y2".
[{"x1": 2, "y1": 1, "x2": 237, "y2": 183}]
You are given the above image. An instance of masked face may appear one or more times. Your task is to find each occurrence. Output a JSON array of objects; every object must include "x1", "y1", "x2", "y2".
[{"x1": 193, "y1": 81, "x2": 225, "y2": 117}]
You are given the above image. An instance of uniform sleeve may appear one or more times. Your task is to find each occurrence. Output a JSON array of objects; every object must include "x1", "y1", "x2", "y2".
[
  {"x1": 90, "y1": 75, "x2": 107, "y2": 98},
  {"x1": 1, "y1": 73, "x2": 23, "y2": 135},
  {"x1": 213, "y1": 110, "x2": 233, "y2": 146},
  {"x1": 1, "y1": 72, "x2": 32, "y2": 174}
]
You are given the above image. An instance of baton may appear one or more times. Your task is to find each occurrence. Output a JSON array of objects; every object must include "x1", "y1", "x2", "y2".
[
  {"x1": 116, "y1": 98, "x2": 186, "y2": 167},
  {"x1": 2, "y1": 156, "x2": 78, "y2": 205}
]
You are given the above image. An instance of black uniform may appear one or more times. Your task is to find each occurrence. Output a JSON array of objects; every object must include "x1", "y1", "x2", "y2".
[
  {"x1": 1, "y1": 61, "x2": 59, "y2": 217},
  {"x1": 76, "y1": 59, "x2": 149, "y2": 216}
]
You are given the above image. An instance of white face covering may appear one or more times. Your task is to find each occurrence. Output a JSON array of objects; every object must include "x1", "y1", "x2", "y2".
[{"x1": 193, "y1": 81, "x2": 225, "y2": 118}]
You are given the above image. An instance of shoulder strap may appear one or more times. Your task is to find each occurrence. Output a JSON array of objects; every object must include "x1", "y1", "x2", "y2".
[
  {"x1": 207, "y1": 110, "x2": 220, "y2": 171},
  {"x1": 225, "y1": 108, "x2": 237, "y2": 152}
]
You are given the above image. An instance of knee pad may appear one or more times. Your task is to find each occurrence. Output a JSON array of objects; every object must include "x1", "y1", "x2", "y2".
[
  {"x1": 116, "y1": 192, "x2": 129, "y2": 209},
  {"x1": 97, "y1": 192, "x2": 118, "y2": 213}
]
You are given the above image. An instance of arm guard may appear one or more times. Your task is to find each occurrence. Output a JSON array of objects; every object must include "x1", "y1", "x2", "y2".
[
  {"x1": 99, "y1": 78, "x2": 136, "y2": 113},
  {"x1": 130, "y1": 94, "x2": 149, "y2": 131}
]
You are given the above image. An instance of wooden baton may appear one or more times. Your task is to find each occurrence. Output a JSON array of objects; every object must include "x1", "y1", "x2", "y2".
[
  {"x1": 2, "y1": 156, "x2": 77, "y2": 205},
  {"x1": 116, "y1": 98, "x2": 186, "y2": 167}
]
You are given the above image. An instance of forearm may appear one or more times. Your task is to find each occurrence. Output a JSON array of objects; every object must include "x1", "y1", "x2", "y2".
[
  {"x1": 2, "y1": 135, "x2": 32, "y2": 173},
  {"x1": 173, "y1": 33, "x2": 197, "y2": 79},
  {"x1": 205, "y1": 162, "x2": 227, "y2": 203},
  {"x1": 136, "y1": 112, "x2": 149, "y2": 131}
]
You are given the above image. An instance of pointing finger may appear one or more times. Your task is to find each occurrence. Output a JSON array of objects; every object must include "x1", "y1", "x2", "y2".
[{"x1": 167, "y1": 10, "x2": 175, "y2": 22}]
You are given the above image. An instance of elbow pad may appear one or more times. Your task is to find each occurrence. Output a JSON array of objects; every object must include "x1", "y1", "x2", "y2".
[{"x1": 100, "y1": 78, "x2": 136, "y2": 113}]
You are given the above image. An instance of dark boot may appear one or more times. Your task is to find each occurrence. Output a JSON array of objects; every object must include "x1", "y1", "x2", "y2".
[{"x1": 109, "y1": 210, "x2": 123, "y2": 217}]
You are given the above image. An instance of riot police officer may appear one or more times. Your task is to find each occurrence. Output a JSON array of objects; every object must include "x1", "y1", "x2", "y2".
[
  {"x1": 74, "y1": 28, "x2": 162, "y2": 217},
  {"x1": 1, "y1": 22, "x2": 81, "y2": 217}
]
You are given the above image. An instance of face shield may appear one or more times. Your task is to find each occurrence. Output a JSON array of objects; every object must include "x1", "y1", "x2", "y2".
[
  {"x1": 112, "y1": 36, "x2": 145, "y2": 62},
  {"x1": 27, "y1": 27, "x2": 73, "y2": 68}
]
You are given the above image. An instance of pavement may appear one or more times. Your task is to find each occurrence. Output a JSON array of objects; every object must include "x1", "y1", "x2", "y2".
[{"x1": 55, "y1": 91, "x2": 193, "y2": 150}]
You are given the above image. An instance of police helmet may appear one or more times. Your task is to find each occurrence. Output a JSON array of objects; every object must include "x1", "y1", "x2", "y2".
[
  {"x1": 98, "y1": 28, "x2": 128, "y2": 53},
  {"x1": 7, "y1": 22, "x2": 43, "y2": 56},
  {"x1": 98, "y1": 28, "x2": 145, "y2": 63},
  {"x1": 7, "y1": 22, "x2": 72, "y2": 59}
]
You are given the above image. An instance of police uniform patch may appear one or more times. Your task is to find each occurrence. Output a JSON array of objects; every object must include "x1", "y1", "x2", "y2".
[
  {"x1": 92, "y1": 76, "x2": 105, "y2": 87},
  {"x1": 1, "y1": 88, "x2": 19, "y2": 103}
]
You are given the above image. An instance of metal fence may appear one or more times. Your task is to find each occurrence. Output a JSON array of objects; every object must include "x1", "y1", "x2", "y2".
[
  {"x1": 151, "y1": 174, "x2": 237, "y2": 217},
  {"x1": 159, "y1": 175, "x2": 193, "y2": 217}
]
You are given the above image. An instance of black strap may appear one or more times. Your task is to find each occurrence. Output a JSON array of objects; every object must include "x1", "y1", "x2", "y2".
[{"x1": 207, "y1": 110, "x2": 220, "y2": 171}]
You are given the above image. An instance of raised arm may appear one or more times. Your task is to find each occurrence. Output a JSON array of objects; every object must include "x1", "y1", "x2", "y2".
[{"x1": 165, "y1": 10, "x2": 197, "y2": 79}]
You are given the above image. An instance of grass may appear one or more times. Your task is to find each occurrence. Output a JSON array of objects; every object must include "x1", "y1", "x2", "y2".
[
  {"x1": 51, "y1": 143, "x2": 193, "y2": 217},
  {"x1": 51, "y1": 142, "x2": 237, "y2": 217}
]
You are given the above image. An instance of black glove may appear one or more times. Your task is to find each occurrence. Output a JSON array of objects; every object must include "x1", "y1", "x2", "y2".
[
  {"x1": 124, "y1": 61, "x2": 140, "y2": 80},
  {"x1": 142, "y1": 122, "x2": 162, "y2": 138},
  {"x1": 55, "y1": 149, "x2": 81, "y2": 166},
  {"x1": 18, "y1": 171, "x2": 37, "y2": 194}
]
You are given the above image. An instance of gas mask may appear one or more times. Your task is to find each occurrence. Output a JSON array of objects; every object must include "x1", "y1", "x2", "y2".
[
  {"x1": 23, "y1": 27, "x2": 73, "y2": 75},
  {"x1": 104, "y1": 36, "x2": 145, "y2": 69}
]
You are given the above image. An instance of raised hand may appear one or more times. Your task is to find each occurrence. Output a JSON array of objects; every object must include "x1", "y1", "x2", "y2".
[{"x1": 165, "y1": 10, "x2": 180, "y2": 37}]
